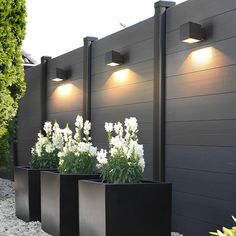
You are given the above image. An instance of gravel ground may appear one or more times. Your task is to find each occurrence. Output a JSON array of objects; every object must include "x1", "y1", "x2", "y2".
[
  {"x1": 0, "y1": 178, "x2": 183, "y2": 236},
  {"x1": 0, "y1": 178, "x2": 50, "y2": 236}
]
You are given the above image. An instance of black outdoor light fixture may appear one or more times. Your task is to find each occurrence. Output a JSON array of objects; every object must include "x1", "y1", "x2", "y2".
[
  {"x1": 105, "y1": 50, "x2": 124, "y2": 66},
  {"x1": 180, "y1": 22, "x2": 205, "y2": 44},
  {"x1": 52, "y1": 68, "x2": 68, "y2": 82}
]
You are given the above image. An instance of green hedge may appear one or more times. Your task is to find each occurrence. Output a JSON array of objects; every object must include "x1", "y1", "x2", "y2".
[
  {"x1": 0, "y1": 0, "x2": 26, "y2": 137},
  {"x1": 0, "y1": 0, "x2": 26, "y2": 167}
]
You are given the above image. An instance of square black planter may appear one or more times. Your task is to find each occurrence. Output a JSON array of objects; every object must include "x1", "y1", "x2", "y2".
[
  {"x1": 14, "y1": 166, "x2": 56, "y2": 222},
  {"x1": 41, "y1": 171, "x2": 100, "y2": 236},
  {"x1": 79, "y1": 180, "x2": 172, "y2": 236}
]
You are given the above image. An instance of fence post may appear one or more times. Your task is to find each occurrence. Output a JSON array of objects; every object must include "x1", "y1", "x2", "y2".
[
  {"x1": 153, "y1": 1, "x2": 175, "y2": 181},
  {"x1": 83, "y1": 37, "x2": 98, "y2": 121}
]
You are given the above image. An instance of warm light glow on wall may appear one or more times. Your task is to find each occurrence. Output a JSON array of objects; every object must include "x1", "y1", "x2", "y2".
[
  {"x1": 50, "y1": 83, "x2": 82, "y2": 111},
  {"x1": 105, "y1": 68, "x2": 140, "y2": 88},
  {"x1": 191, "y1": 47, "x2": 213, "y2": 65},
  {"x1": 113, "y1": 69, "x2": 130, "y2": 83},
  {"x1": 57, "y1": 83, "x2": 73, "y2": 97}
]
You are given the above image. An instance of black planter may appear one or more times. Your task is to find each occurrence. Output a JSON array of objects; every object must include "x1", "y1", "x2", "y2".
[
  {"x1": 79, "y1": 180, "x2": 172, "y2": 236},
  {"x1": 14, "y1": 166, "x2": 56, "y2": 222},
  {"x1": 41, "y1": 171, "x2": 100, "y2": 236}
]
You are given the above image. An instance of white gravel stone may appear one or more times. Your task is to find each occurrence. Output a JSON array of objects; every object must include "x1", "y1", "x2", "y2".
[
  {"x1": 0, "y1": 178, "x2": 51, "y2": 236},
  {"x1": 0, "y1": 178, "x2": 183, "y2": 236}
]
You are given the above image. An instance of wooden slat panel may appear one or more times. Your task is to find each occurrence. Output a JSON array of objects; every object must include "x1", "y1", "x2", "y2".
[
  {"x1": 166, "y1": 93, "x2": 236, "y2": 121},
  {"x1": 172, "y1": 192, "x2": 236, "y2": 228},
  {"x1": 166, "y1": 36, "x2": 236, "y2": 77},
  {"x1": 18, "y1": 66, "x2": 43, "y2": 166},
  {"x1": 91, "y1": 80, "x2": 153, "y2": 109},
  {"x1": 166, "y1": 145, "x2": 236, "y2": 175},
  {"x1": 91, "y1": 102, "x2": 153, "y2": 125},
  {"x1": 92, "y1": 59, "x2": 153, "y2": 92},
  {"x1": 48, "y1": 110, "x2": 83, "y2": 129},
  {"x1": 172, "y1": 213, "x2": 218, "y2": 236},
  {"x1": 167, "y1": 8, "x2": 236, "y2": 55},
  {"x1": 166, "y1": 168, "x2": 236, "y2": 202},
  {"x1": 92, "y1": 17, "x2": 154, "y2": 57},
  {"x1": 92, "y1": 38, "x2": 154, "y2": 75},
  {"x1": 166, "y1": 65, "x2": 236, "y2": 99},
  {"x1": 47, "y1": 82, "x2": 83, "y2": 113},
  {"x1": 166, "y1": 120, "x2": 236, "y2": 146},
  {"x1": 166, "y1": 0, "x2": 236, "y2": 32}
]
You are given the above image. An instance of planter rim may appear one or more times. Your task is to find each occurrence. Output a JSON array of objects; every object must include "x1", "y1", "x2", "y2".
[
  {"x1": 15, "y1": 166, "x2": 58, "y2": 171},
  {"x1": 79, "y1": 179, "x2": 172, "y2": 186},
  {"x1": 41, "y1": 171, "x2": 100, "y2": 177}
]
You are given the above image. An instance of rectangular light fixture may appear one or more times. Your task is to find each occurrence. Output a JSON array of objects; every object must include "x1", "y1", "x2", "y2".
[
  {"x1": 52, "y1": 68, "x2": 68, "y2": 82},
  {"x1": 105, "y1": 50, "x2": 123, "y2": 66},
  {"x1": 180, "y1": 22, "x2": 204, "y2": 44}
]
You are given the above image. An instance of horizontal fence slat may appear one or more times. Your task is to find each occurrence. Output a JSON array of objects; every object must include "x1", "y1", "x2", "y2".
[
  {"x1": 166, "y1": 93, "x2": 236, "y2": 122},
  {"x1": 166, "y1": 145, "x2": 236, "y2": 175},
  {"x1": 166, "y1": 120, "x2": 236, "y2": 146}
]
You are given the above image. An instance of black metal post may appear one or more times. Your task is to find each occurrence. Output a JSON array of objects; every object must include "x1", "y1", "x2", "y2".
[
  {"x1": 83, "y1": 37, "x2": 98, "y2": 121},
  {"x1": 153, "y1": 1, "x2": 175, "y2": 182},
  {"x1": 41, "y1": 56, "x2": 51, "y2": 129}
]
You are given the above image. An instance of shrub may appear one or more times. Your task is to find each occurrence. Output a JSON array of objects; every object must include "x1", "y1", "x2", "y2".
[
  {"x1": 0, "y1": 0, "x2": 26, "y2": 138},
  {"x1": 96, "y1": 117, "x2": 145, "y2": 184},
  {"x1": 58, "y1": 115, "x2": 97, "y2": 174},
  {"x1": 0, "y1": 0, "x2": 26, "y2": 169}
]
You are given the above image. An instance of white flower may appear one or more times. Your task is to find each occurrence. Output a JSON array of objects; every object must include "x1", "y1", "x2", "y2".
[
  {"x1": 114, "y1": 122, "x2": 123, "y2": 137},
  {"x1": 105, "y1": 122, "x2": 113, "y2": 133},
  {"x1": 53, "y1": 121, "x2": 60, "y2": 131},
  {"x1": 63, "y1": 125, "x2": 72, "y2": 142},
  {"x1": 125, "y1": 117, "x2": 138, "y2": 132},
  {"x1": 84, "y1": 120, "x2": 91, "y2": 136},
  {"x1": 43, "y1": 121, "x2": 52, "y2": 136},
  {"x1": 89, "y1": 146, "x2": 97, "y2": 156},
  {"x1": 75, "y1": 115, "x2": 83, "y2": 128},
  {"x1": 59, "y1": 158, "x2": 64, "y2": 166},
  {"x1": 139, "y1": 157, "x2": 145, "y2": 170},
  {"x1": 110, "y1": 147, "x2": 118, "y2": 157},
  {"x1": 110, "y1": 136, "x2": 123, "y2": 149},
  {"x1": 97, "y1": 149, "x2": 108, "y2": 164},
  {"x1": 45, "y1": 143, "x2": 53, "y2": 153}
]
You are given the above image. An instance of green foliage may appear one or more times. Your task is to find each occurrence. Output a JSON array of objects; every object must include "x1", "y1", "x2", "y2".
[
  {"x1": 0, "y1": 117, "x2": 17, "y2": 170},
  {"x1": 101, "y1": 153, "x2": 143, "y2": 184},
  {"x1": 31, "y1": 148, "x2": 59, "y2": 169},
  {"x1": 58, "y1": 152, "x2": 97, "y2": 174},
  {"x1": 0, "y1": 0, "x2": 27, "y2": 138}
]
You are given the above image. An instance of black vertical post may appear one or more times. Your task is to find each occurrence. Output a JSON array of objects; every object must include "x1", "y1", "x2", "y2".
[
  {"x1": 153, "y1": 1, "x2": 175, "y2": 182},
  {"x1": 83, "y1": 37, "x2": 98, "y2": 121},
  {"x1": 41, "y1": 56, "x2": 51, "y2": 129}
]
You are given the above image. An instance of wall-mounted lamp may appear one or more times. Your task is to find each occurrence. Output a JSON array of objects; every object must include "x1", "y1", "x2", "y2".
[
  {"x1": 105, "y1": 50, "x2": 124, "y2": 66},
  {"x1": 52, "y1": 68, "x2": 68, "y2": 82},
  {"x1": 180, "y1": 22, "x2": 205, "y2": 44}
]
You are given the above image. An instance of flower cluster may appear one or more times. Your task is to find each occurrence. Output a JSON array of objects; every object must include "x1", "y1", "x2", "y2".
[
  {"x1": 97, "y1": 117, "x2": 145, "y2": 184},
  {"x1": 31, "y1": 121, "x2": 63, "y2": 168},
  {"x1": 210, "y1": 216, "x2": 236, "y2": 236},
  {"x1": 58, "y1": 115, "x2": 97, "y2": 174}
]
